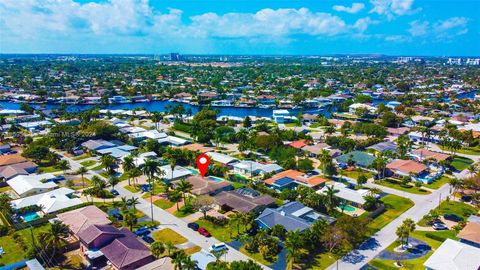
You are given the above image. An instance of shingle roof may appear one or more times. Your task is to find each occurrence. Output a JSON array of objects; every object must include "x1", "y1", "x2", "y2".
[
  {"x1": 215, "y1": 189, "x2": 275, "y2": 213},
  {"x1": 57, "y1": 206, "x2": 111, "y2": 234},
  {"x1": 387, "y1": 159, "x2": 428, "y2": 174},
  {"x1": 458, "y1": 222, "x2": 480, "y2": 245},
  {"x1": 335, "y1": 151, "x2": 376, "y2": 168},
  {"x1": 367, "y1": 141, "x2": 398, "y2": 153},
  {"x1": 186, "y1": 175, "x2": 232, "y2": 195},
  {"x1": 0, "y1": 154, "x2": 27, "y2": 166}
]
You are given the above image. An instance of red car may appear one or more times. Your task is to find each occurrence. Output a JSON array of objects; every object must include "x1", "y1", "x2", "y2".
[{"x1": 198, "y1": 227, "x2": 211, "y2": 237}]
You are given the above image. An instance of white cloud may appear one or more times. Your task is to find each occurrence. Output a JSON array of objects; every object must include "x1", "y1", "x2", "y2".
[
  {"x1": 353, "y1": 17, "x2": 379, "y2": 32},
  {"x1": 408, "y1": 17, "x2": 468, "y2": 39},
  {"x1": 408, "y1": 20, "x2": 429, "y2": 36},
  {"x1": 333, "y1": 3, "x2": 365, "y2": 14},
  {"x1": 369, "y1": 0, "x2": 418, "y2": 19}
]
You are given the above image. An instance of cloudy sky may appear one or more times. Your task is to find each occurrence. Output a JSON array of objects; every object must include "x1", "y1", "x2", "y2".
[{"x1": 0, "y1": 0, "x2": 478, "y2": 56}]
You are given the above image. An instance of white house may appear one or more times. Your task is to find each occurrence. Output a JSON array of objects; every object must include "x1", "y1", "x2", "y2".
[
  {"x1": 318, "y1": 182, "x2": 378, "y2": 207},
  {"x1": 272, "y1": 110, "x2": 296, "y2": 124},
  {"x1": 423, "y1": 239, "x2": 480, "y2": 270},
  {"x1": 348, "y1": 103, "x2": 377, "y2": 114},
  {"x1": 206, "y1": 152, "x2": 239, "y2": 166},
  {"x1": 160, "y1": 165, "x2": 193, "y2": 182},
  {"x1": 11, "y1": 187, "x2": 83, "y2": 214},
  {"x1": 7, "y1": 173, "x2": 57, "y2": 197},
  {"x1": 233, "y1": 160, "x2": 282, "y2": 177}
]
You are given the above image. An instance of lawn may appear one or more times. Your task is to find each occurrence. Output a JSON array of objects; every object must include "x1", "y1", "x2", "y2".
[
  {"x1": 153, "y1": 198, "x2": 175, "y2": 210},
  {"x1": 376, "y1": 178, "x2": 431, "y2": 195},
  {"x1": 62, "y1": 177, "x2": 92, "y2": 190},
  {"x1": 422, "y1": 175, "x2": 451, "y2": 189},
  {"x1": 51, "y1": 254, "x2": 86, "y2": 270},
  {"x1": 304, "y1": 252, "x2": 339, "y2": 269},
  {"x1": 91, "y1": 164, "x2": 104, "y2": 171},
  {"x1": 366, "y1": 195, "x2": 415, "y2": 234},
  {"x1": 124, "y1": 184, "x2": 141, "y2": 193},
  {"x1": 0, "y1": 185, "x2": 11, "y2": 193},
  {"x1": 230, "y1": 181, "x2": 247, "y2": 189},
  {"x1": 184, "y1": 245, "x2": 202, "y2": 255},
  {"x1": 284, "y1": 122, "x2": 301, "y2": 127},
  {"x1": 195, "y1": 219, "x2": 239, "y2": 242},
  {"x1": 80, "y1": 160, "x2": 96, "y2": 167},
  {"x1": 438, "y1": 145, "x2": 480, "y2": 156},
  {"x1": 152, "y1": 228, "x2": 187, "y2": 245},
  {"x1": 72, "y1": 153, "x2": 91, "y2": 160},
  {"x1": 339, "y1": 169, "x2": 374, "y2": 180},
  {"x1": 418, "y1": 200, "x2": 477, "y2": 226},
  {"x1": 0, "y1": 223, "x2": 50, "y2": 265},
  {"x1": 38, "y1": 165, "x2": 62, "y2": 173},
  {"x1": 173, "y1": 205, "x2": 196, "y2": 217},
  {"x1": 450, "y1": 156, "x2": 474, "y2": 171},
  {"x1": 239, "y1": 246, "x2": 275, "y2": 265}
]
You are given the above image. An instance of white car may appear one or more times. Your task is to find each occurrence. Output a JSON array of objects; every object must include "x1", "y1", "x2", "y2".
[{"x1": 209, "y1": 243, "x2": 229, "y2": 252}]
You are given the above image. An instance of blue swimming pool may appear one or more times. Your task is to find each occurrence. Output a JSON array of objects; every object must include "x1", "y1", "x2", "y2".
[
  {"x1": 187, "y1": 168, "x2": 199, "y2": 175},
  {"x1": 21, "y1": 212, "x2": 40, "y2": 222},
  {"x1": 209, "y1": 176, "x2": 223, "y2": 182}
]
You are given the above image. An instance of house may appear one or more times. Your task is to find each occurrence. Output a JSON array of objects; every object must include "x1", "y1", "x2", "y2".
[
  {"x1": 0, "y1": 161, "x2": 38, "y2": 180},
  {"x1": 157, "y1": 135, "x2": 189, "y2": 146},
  {"x1": 206, "y1": 152, "x2": 239, "y2": 166},
  {"x1": 387, "y1": 127, "x2": 410, "y2": 137},
  {"x1": 255, "y1": 201, "x2": 336, "y2": 232},
  {"x1": 319, "y1": 182, "x2": 378, "y2": 207},
  {"x1": 176, "y1": 143, "x2": 214, "y2": 153},
  {"x1": 122, "y1": 151, "x2": 157, "y2": 166},
  {"x1": 97, "y1": 145, "x2": 137, "y2": 159},
  {"x1": 407, "y1": 131, "x2": 441, "y2": 143},
  {"x1": 288, "y1": 139, "x2": 308, "y2": 149},
  {"x1": 348, "y1": 103, "x2": 377, "y2": 114},
  {"x1": 7, "y1": 173, "x2": 57, "y2": 197},
  {"x1": 185, "y1": 175, "x2": 233, "y2": 196},
  {"x1": 423, "y1": 239, "x2": 480, "y2": 270},
  {"x1": 57, "y1": 205, "x2": 111, "y2": 235},
  {"x1": 0, "y1": 144, "x2": 11, "y2": 154},
  {"x1": 458, "y1": 222, "x2": 480, "y2": 248},
  {"x1": 335, "y1": 151, "x2": 376, "y2": 169},
  {"x1": 136, "y1": 258, "x2": 173, "y2": 270},
  {"x1": 232, "y1": 160, "x2": 282, "y2": 178},
  {"x1": 11, "y1": 187, "x2": 83, "y2": 214},
  {"x1": 190, "y1": 250, "x2": 216, "y2": 270},
  {"x1": 386, "y1": 159, "x2": 435, "y2": 183},
  {"x1": 78, "y1": 224, "x2": 153, "y2": 270},
  {"x1": 302, "y1": 143, "x2": 340, "y2": 158},
  {"x1": 411, "y1": 148, "x2": 450, "y2": 162},
  {"x1": 256, "y1": 95, "x2": 276, "y2": 105},
  {"x1": 160, "y1": 165, "x2": 193, "y2": 182},
  {"x1": 0, "y1": 154, "x2": 28, "y2": 167},
  {"x1": 367, "y1": 141, "x2": 398, "y2": 154},
  {"x1": 302, "y1": 113, "x2": 319, "y2": 124},
  {"x1": 81, "y1": 140, "x2": 116, "y2": 151},
  {"x1": 272, "y1": 110, "x2": 295, "y2": 124},
  {"x1": 264, "y1": 169, "x2": 328, "y2": 191},
  {"x1": 215, "y1": 188, "x2": 275, "y2": 213}
]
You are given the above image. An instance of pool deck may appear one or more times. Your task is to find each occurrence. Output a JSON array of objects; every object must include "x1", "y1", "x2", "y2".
[{"x1": 338, "y1": 205, "x2": 365, "y2": 217}]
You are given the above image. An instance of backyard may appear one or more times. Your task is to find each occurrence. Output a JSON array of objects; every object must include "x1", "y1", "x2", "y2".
[
  {"x1": 0, "y1": 223, "x2": 50, "y2": 265},
  {"x1": 422, "y1": 175, "x2": 451, "y2": 189}
]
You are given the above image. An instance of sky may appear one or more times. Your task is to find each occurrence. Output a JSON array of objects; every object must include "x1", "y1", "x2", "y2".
[{"x1": 0, "y1": 0, "x2": 479, "y2": 56}]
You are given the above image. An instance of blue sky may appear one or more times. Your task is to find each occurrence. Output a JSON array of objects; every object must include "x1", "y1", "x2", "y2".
[{"x1": 0, "y1": 0, "x2": 478, "y2": 56}]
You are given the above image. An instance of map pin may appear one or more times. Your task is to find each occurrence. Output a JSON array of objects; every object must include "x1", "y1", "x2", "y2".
[{"x1": 196, "y1": 154, "x2": 211, "y2": 177}]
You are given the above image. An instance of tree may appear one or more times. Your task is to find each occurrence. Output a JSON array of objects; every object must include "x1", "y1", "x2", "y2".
[
  {"x1": 183, "y1": 255, "x2": 198, "y2": 270},
  {"x1": 123, "y1": 155, "x2": 135, "y2": 186},
  {"x1": 140, "y1": 158, "x2": 164, "y2": 223},
  {"x1": 230, "y1": 260, "x2": 262, "y2": 270},
  {"x1": 319, "y1": 149, "x2": 332, "y2": 177},
  {"x1": 124, "y1": 212, "x2": 137, "y2": 231},
  {"x1": 100, "y1": 154, "x2": 116, "y2": 175},
  {"x1": 108, "y1": 175, "x2": 120, "y2": 201},
  {"x1": 357, "y1": 174, "x2": 368, "y2": 187},
  {"x1": 192, "y1": 195, "x2": 215, "y2": 219},
  {"x1": 243, "y1": 116, "x2": 252, "y2": 128},
  {"x1": 22, "y1": 144, "x2": 50, "y2": 163},
  {"x1": 77, "y1": 166, "x2": 88, "y2": 188},
  {"x1": 284, "y1": 230, "x2": 306, "y2": 269},
  {"x1": 168, "y1": 190, "x2": 182, "y2": 211},
  {"x1": 128, "y1": 197, "x2": 140, "y2": 212},
  {"x1": 468, "y1": 164, "x2": 478, "y2": 177},
  {"x1": 176, "y1": 178, "x2": 193, "y2": 205},
  {"x1": 38, "y1": 220, "x2": 69, "y2": 258},
  {"x1": 172, "y1": 250, "x2": 188, "y2": 270},
  {"x1": 297, "y1": 158, "x2": 313, "y2": 173},
  {"x1": 396, "y1": 135, "x2": 412, "y2": 158},
  {"x1": 150, "y1": 241, "x2": 165, "y2": 258},
  {"x1": 211, "y1": 249, "x2": 227, "y2": 262},
  {"x1": 230, "y1": 212, "x2": 245, "y2": 236},
  {"x1": 271, "y1": 224, "x2": 286, "y2": 240},
  {"x1": 56, "y1": 159, "x2": 70, "y2": 176},
  {"x1": 324, "y1": 185, "x2": 340, "y2": 213},
  {"x1": 370, "y1": 156, "x2": 387, "y2": 179},
  {"x1": 449, "y1": 178, "x2": 463, "y2": 198},
  {"x1": 396, "y1": 218, "x2": 416, "y2": 248}
]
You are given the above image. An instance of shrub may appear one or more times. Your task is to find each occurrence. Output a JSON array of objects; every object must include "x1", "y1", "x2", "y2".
[{"x1": 425, "y1": 233, "x2": 446, "y2": 242}]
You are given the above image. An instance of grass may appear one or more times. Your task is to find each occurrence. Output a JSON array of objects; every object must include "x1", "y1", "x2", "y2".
[
  {"x1": 50, "y1": 254, "x2": 86, "y2": 270},
  {"x1": 80, "y1": 160, "x2": 96, "y2": 167},
  {"x1": 153, "y1": 198, "x2": 175, "y2": 209},
  {"x1": 422, "y1": 175, "x2": 451, "y2": 189},
  {"x1": 450, "y1": 156, "x2": 474, "y2": 171},
  {"x1": 230, "y1": 182, "x2": 247, "y2": 189},
  {"x1": 38, "y1": 165, "x2": 62, "y2": 173},
  {"x1": 62, "y1": 177, "x2": 92, "y2": 190},
  {"x1": 184, "y1": 245, "x2": 202, "y2": 255},
  {"x1": 339, "y1": 169, "x2": 374, "y2": 180},
  {"x1": 195, "y1": 219, "x2": 239, "y2": 242},
  {"x1": 152, "y1": 228, "x2": 187, "y2": 245},
  {"x1": 376, "y1": 178, "x2": 431, "y2": 194},
  {"x1": 284, "y1": 122, "x2": 301, "y2": 127},
  {"x1": 240, "y1": 246, "x2": 275, "y2": 265},
  {"x1": 173, "y1": 205, "x2": 196, "y2": 217},
  {"x1": 438, "y1": 145, "x2": 480, "y2": 156},
  {"x1": 366, "y1": 194, "x2": 415, "y2": 234},
  {"x1": 91, "y1": 164, "x2": 104, "y2": 171},
  {"x1": 124, "y1": 185, "x2": 141, "y2": 193},
  {"x1": 0, "y1": 185, "x2": 11, "y2": 193},
  {"x1": 306, "y1": 252, "x2": 339, "y2": 269},
  {"x1": 0, "y1": 223, "x2": 50, "y2": 265},
  {"x1": 418, "y1": 200, "x2": 478, "y2": 226},
  {"x1": 72, "y1": 153, "x2": 91, "y2": 160},
  {"x1": 93, "y1": 201, "x2": 145, "y2": 219}
]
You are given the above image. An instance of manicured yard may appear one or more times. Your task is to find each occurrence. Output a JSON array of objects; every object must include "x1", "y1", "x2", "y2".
[
  {"x1": 51, "y1": 254, "x2": 86, "y2": 270},
  {"x1": 153, "y1": 198, "x2": 175, "y2": 209},
  {"x1": 376, "y1": 178, "x2": 431, "y2": 195},
  {"x1": 72, "y1": 153, "x2": 92, "y2": 160},
  {"x1": 450, "y1": 156, "x2": 474, "y2": 171},
  {"x1": 195, "y1": 219, "x2": 239, "y2": 242},
  {"x1": 62, "y1": 177, "x2": 92, "y2": 190},
  {"x1": 305, "y1": 252, "x2": 339, "y2": 269},
  {"x1": 418, "y1": 200, "x2": 477, "y2": 226},
  {"x1": 184, "y1": 245, "x2": 201, "y2": 255},
  {"x1": 91, "y1": 164, "x2": 104, "y2": 171},
  {"x1": 366, "y1": 195, "x2": 415, "y2": 234},
  {"x1": 422, "y1": 175, "x2": 451, "y2": 189},
  {"x1": 240, "y1": 246, "x2": 275, "y2": 265},
  {"x1": 438, "y1": 145, "x2": 480, "y2": 156},
  {"x1": 340, "y1": 169, "x2": 374, "y2": 180},
  {"x1": 80, "y1": 160, "x2": 96, "y2": 167},
  {"x1": 230, "y1": 181, "x2": 247, "y2": 189},
  {"x1": 173, "y1": 205, "x2": 196, "y2": 217},
  {"x1": 124, "y1": 185, "x2": 141, "y2": 193},
  {"x1": 152, "y1": 228, "x2": 187, "y2": 245},
  {"x1": 39, "y1": 165, "x2": 62, "y2": 173},
  {"x1": 0, "y1": 223, "x2": 50, "y2": 265}
]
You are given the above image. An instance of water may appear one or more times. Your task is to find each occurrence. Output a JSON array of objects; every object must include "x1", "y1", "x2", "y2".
[
  {"x1": 209, "y1": 176, "x2": 224, "y2": 182},
  {"x1": 0, "y1": 100, "x2": 330, "y2": 118},
  {"x1": 21, "y1": 212, "x2": 40, "y2": 222}
]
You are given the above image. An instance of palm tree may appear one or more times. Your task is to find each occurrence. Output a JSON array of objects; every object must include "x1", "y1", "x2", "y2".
[
  {"x1": 169, "y1": 190, "x2": 182, "y2": 211},
  {"x1": 324, "y1": 185, "x2": 340, "y2": 213},
  {"x1": 38, "y1": 220, "x2": 69, "y2": 257},
  {"x1": 319, "y1": 149, "x2": 331, "y2": 177},
  {"x1": 172, "y1": 251, "x2": 187, "y2": 270},
  {"x1": 176, "y1": 179, "x2": 193, "y2": 205},
  {"x1": 449, "y1": 178, "x2": 463, "y2": 199},
  {"x1": 150, "y1": 241, "x2": 165, "y2": 258},
  {"x1": 77, "y1": 166, "x2": 88, "y2": 188},
  {"x1": 140, "y1": 158, "x2": 164, "y2": 223},
  {"x1": 284, "y1": 230, "x2": 306, "y2": 269},
  {"x1": 56, "y1": 160, "x2": 70, "y2": 177},
  {"x1": 230, "y1": 212, "x2": 244, "y2": 235},
  {"x1": 396, "y1": 218, "x2": 416, "y2": 248},
  {"x1": 123, "y1": 155, "x2": 135, "y2": 186},
  {"x1": 168, "y1": 157, "x2": 177, "y2": 181},
  {"x1": 100, "y1": 154, "x2": 116, "y2": 175},
  {"x1": 124, "y1": 212, "x2": 137, "y2": 231},
  {"x1": 128, "y1": 197, "x2": 140, "y2": 212},
  {"x1": 183, "y1": 256, "x2": 198, "y2": 270},
  {"x1": 120, "y1": 197, "x2": 129, "y2": 212},
  {"x1": 127, "y1": 167, "x2": 142, "y2": 188},
  {"x1": 370, "y1": 156, "x2": 387, "y2": 179},
  {"x1": 165, "y1": 242, "x2": 177, "y2": 256},
  {"x1": 211, "y1": 249, "x2": 227, "y2": 262},
  {"x1": 468, "y1": 164, "x2": 478, "y2": 177}
]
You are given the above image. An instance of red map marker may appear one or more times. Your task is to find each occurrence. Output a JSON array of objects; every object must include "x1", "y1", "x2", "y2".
[{"x1": 196, "y1": 154, "x2": 210, "y2": 177}]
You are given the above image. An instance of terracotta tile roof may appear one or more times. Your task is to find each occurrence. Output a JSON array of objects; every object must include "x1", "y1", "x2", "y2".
[
  {"x1": 288, "y1": 140, "x2": 308, "y2": 149},
  {"x1": 215, "y1": 189, "x2": 275, "y2": 213},
  {"x1": 458, "y1": 222, "x2": 480, "y2": 244},
  {"x1": 176, "y1": 143, "x2": 214, "y2": 153},
  {"x1": 264, "y1": 169, "x2": 327, "y2": 188},
  {"x1": 386, "y1": 159, "x2": 428, "y2": 174},
  {"x1": 412, "y1": 149, "x2": 450, "y2": 161},
  {"x1": 0, "y1": 154, "x2": 27, "y2": 166}
]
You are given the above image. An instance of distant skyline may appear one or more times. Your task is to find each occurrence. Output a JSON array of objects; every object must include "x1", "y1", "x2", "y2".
[{"x1": 0, "y1": 0, "x2": 479, "y2": 56}]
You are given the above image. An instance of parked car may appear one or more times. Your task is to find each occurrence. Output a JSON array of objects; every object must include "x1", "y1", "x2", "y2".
[
  {"x1": 110, "y1": 189, "x2": 119, "y2": 196},
  {"x1": 198, "y1": 227, "x2": 211, "y2": 237},
  {"x1": 188, "y1": 222, "x2": 199, "y2": 231},
  {"x1": 134, "y1": 226, "x2": 150, "y2": 236},
  {"x1": 112, "y1": 213, "x2": 123, "y2": 221},
  {"x1": 141, "y1": 184, "x2": 150, "y2": 193},
  {"x1": 461, "y1": 195, "x2": 472, "y2": 202},
  {"x1": 209, "y1": 243, "x2": 228, "y2": 252},
  {"x1": 444, "y1": 214, "x2": 463, "y2": 222},
  {"x1": 142, "y1": 235, "x2": 155, "y2": 244},
  {"x1": 432, "y1": 222, "x2": 448, "y2": 230}
]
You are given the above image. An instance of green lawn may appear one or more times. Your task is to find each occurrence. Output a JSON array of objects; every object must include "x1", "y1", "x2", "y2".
[
  {"x1": 339, "y1": 169, "x2": 374, "y2": 180},
  {"x1": 366, "y1": 195, "x2": 415, "y2": 234},
  {"x1": 62, "y1": 177, "x2": 92, "y2": 190},
  {"x1": 195, "y1": 219, "x2": 239, "y2": 242},
  {"x1": 422, "y1": 175, "x2": 451, "y2": 189},
  {"x1": 124, "y1": 185, "x2": 141, "y2": 193},
  {"x1": 38, "y1": 165, "x2": 62, "y2": 173},
  {"x1": 376, "y1": 178, "x2": 431, "y2": 195},
  {"x1": 91, "y1": 164, "x2": 104, "y2": 171},
  {"x1": 152, "y1": 228, "x2": 187, "y2": 245},
  {"x1": 418, "y1": 200, "x2": 478, "y2": 226},
  {"x1": 239, "y1": 246, "x2": 275, "y2": 265},
  {"x1": 304, "y1": 252, "x2": 339, "y2": 269},
  {"x1": 0, "y1": 223, "x2": 50, "y2": 265},
  {"x1": 80, "y1": 160, "x2": 96, "y2": 167},
  {"x1": 450, "y1": 156, "x2": 474, "y2": 171},
  {"x1": 173, "y1": 205, "x2": 196, "y2": 217},
  {"x1": 438, "y1": 145, "x2": 480, "y2": 156},
  {"x1": 72, "y1": 153, "x2": 92, "y2": 160},
  {"x1": 230, "y1": 181, "x2": 247, "y2": 189},
  {"x1": 153, "y1": 198, "x2": 175, "y2": 209},
  {"x1": 284, "y1": 122, "x2": 301, "y2": 127}
]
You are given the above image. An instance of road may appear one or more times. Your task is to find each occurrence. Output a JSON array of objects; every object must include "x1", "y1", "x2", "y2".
[
  {"x1": 56, "y1": 150, "x2": 271, "y2": 269},
  {"x1": 326, "y1": 182, "x2": 451, "y2": 270}
]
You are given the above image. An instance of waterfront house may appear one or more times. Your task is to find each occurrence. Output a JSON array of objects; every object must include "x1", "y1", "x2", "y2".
[
  {"x1": 423, "y1": 239, "x2": 480, "y2": 270},
  {"x1": 57, "y1": 205, "x2": 111, "y2": 235},
  {"x1": 7, "y1": 173, "x2": 57, "y2": 197},
  {"x1": 273, "y1": 109, "x2": 295, "y2": 124},
  {"x1": 78, "y1": 224, "x2": 153, "y2": 270},
  {"x1": 264, "y1": 169, "x2": 328, "y2": 191},
  {"x1": 11, "y1": 187, "x2": 83, "y2": 214},
  {"x1": 255, "y1": 201, "x2": 336, "y2": 232},
  {"x1": 215, "y1": 188, "x2": 275, "y2": 214},
  {"x1": 335, "y1": 151, "x2": 375, "y2": 169},
  {"x1": 302, "y1": 113, "x2": 319, "y2": 124},
  {"x1": 348, "y1": 103, "x2": 377, "y2": 115},
  {"x1": 184, "y1": 175, "x2": 233, "y2": 196},
  {"x1": 256, "y1": 95, "x2": 276, "y2": 105}
]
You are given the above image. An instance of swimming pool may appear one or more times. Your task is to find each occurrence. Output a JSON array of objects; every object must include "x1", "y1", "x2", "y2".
[
  {"x1": 209, "y1": 176, "x2": 223, "y2": 182},
  {"x1": 338, "y1": 205, "x2": 356, "y2": 212},
  {"x1": 21, "y1": 212, "x2": 40, "y2": 222},
  {"x1": 187, "y1": 168, "x2": 199, "y2": 175}
]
